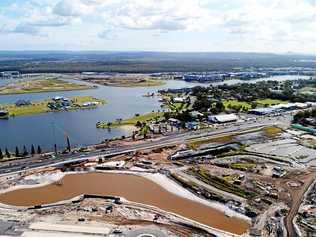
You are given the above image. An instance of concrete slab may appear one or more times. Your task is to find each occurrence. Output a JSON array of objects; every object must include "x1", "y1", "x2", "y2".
[{"x1": 28, "y1": 222, "x2": 111, "y2": 235}]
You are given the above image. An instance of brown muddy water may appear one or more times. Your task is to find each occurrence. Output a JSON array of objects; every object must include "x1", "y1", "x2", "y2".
[{"x1": 0, "y1": 172, "x2": 249, "y2": 235}]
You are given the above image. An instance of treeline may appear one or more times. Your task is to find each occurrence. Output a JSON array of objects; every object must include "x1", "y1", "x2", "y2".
[
  {"x1": 0, "y1": 145, "x2": 42, "y2": 159},
  {"x1": 188, "y1": 80, "x2": 316, "y2": 113},
  {"x1": 2, "y1": 52, "x2": 316, "y2": 73}
]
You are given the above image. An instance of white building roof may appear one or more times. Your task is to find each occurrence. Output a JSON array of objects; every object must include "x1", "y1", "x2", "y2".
[
  {"x1": 173, "y1": 97, "x2": 186, "y2": 103},
  {"x1": 209, "y1": 114, "x2": 238, "y2": 123}
]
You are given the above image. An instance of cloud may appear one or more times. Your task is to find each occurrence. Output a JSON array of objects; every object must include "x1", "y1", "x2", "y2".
[
  {"x1": 53, "y1": 0, "x2": 94, "y2": 17},
  {"x1": 12, "y1": 24, "x2": 40, "y2": 35},
  {"x1": 98, "y1": 29, "x2": 117, "y2": 40},
  {"x1": 106, "y1": 0, "x2": 212, "y2": 31},
  {"x1": 220, "y1": 0, "x2": 316, "y2": 43},
  {"x1": 1, "y1": 0, "x2": 316, "y2": 52}
]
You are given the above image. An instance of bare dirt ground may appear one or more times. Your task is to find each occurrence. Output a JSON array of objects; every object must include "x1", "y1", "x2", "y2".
[{"x1": 281, "y1": 169, "x2": 316, "y2": 237}]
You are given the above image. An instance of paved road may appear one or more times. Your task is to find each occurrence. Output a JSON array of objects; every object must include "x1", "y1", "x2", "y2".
[{"x1": 0, "y1": 114, "x2": 290, "y2": 177}]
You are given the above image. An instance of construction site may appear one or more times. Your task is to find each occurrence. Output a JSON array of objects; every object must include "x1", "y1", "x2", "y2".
[{"x1": 0, "y1": 121, "x2": 315, "y2": 237}]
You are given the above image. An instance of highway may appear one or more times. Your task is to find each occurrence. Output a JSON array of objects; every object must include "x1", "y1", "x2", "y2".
[{"x1": 0, "y1": 114, "x2": 290, "y2": 177}]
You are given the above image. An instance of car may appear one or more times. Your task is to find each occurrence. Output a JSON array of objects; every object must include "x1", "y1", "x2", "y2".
[{"x1": 112, "y1": 229, "x2": 122, "y2": 234}]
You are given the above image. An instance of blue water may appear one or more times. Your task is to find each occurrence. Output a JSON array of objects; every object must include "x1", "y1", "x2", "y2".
[
  {"x1": 0, "y1": 79, "x2": 208, "y2": 151},
  {"x1": 0, "y1": 75, "x2": 309, "y2": 151}
]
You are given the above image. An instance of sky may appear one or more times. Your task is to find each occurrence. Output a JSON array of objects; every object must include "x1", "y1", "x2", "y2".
[{"x1": 0, "y1": 0, "x2": 316, "y2": 53}]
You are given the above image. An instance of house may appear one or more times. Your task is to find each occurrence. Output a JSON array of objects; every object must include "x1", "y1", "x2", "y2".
[
  {"x1": 82, "y1": 102, "x2": 99, "y2": 107},
  {"x1": 168, "y1": 118, "x2": 181, "y2": 126},
  {"x1": 15, "y1": 100, "x2": 31, "y2": 106},
  {"x1": 190, "y1": 111, "x2": 204, "y2": 118},
  {"x1": 0, "y1": 71, "x2": 21, "y2": 78},
  {"x1": 0, "y1": 110, "x2": 9, "y2": 119},
  {"x1": 173, "y1": 97, "x2": 187, "y2": 103},
  {"x1": 208, "y1": 114, "x2": 238, "y2": 123},
  {"x1": 52, "y1": 96, "x2": 64, "y2": 101},
  {"x1": 185, "y1": 121, "x2": 200, "y2": 130}
]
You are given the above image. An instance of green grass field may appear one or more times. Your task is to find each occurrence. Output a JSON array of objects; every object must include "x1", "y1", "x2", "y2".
[
  {"x1": 1, "y1": 96, "x2": 105, "y2": 117},
  {"x1": 263, "y1": 126, "x2": 282, "y2": 138},
  {"x1": 97, "y1": 112, "x2": 164, "y2": 128},
  {"x1": 230, "y1": 163, "x2": 256, "y2": 170},
  {"x1": 255, "y1": 98, "x2": 287, "y2": 106},
  {"x1": 223, "y1": 100, "x2": 251, "y2": 110},
  {"x1": 188, "y1": 135, "x2": 233, "y2": 149}
]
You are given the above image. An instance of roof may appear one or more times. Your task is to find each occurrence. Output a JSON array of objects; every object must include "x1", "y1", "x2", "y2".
[
  {"x1": 209, "y1": 114, "x2": 238, "y2": 123},
  {"x1": 190, "y1": 111, "x2": 203, "y2": 117},
  {"x1": 249, "y1": 107, "x2": 275, "y2": 114}
]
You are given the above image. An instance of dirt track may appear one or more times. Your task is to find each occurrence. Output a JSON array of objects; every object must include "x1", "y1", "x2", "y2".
[{"x1": 283, "y1": 169, "x2": 316, "y2": 237}]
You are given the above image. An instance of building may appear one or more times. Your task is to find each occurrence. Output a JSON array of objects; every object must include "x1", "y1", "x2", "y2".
[
  {"x1": 15, "y1": 100, "x2": 31, "y2": 107},
  {"x1": 168, "y1": 118, "x2": 181, "y2": 126},
  {"x1": 249, "y1": 107, "x2": 276, "y2": 115},
  {"x1": 249, "y1": 102, "x2": 310, "y2": 115},
  {"x1": 0, "y1": 71, "x2": 21, "y2": 79},
  {"x1": 190, "y1": 111, "x2": 204, "y2": 118},
  {"x1": 185, "y1": 121, "x2": 200, "y2": 130},
  {"x1": 208, "y1": 114, "x2": 238, "y2": 123},
  {"x1": 173, "y1": 97, "x2": 187, "y2": 103},
  {"x1": 0, "y1": 110, "x2": 9, "y2": 119}
]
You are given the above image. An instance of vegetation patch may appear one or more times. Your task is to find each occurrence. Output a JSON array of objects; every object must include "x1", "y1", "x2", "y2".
[
  {"x1": 223, "y1": 100, "x2": 251, "y2": 110},
  {"x1": 308, "y1": 139, "x2": 316, "y2": 148},
  {"x1": 255, "y1": 98, "x2": 287, "y2": 106},
  {"x1": 189, "y1": 168, "x2": 256, "y2": 199},
  {"x1": 82, "y1": 76, "x2": 165, "y2": 87},
  {"x1": 263, "y1": 126, "x2": 282, "y2": 138},
  {"x1": 230, "y1": 162, "x2": 256, "y2": 171},
  {"x1": 1, "y1": 96, "x2": 105, "y2": 117},
  {"x1": 96, "y1": 112, "x2": 164, "y2": 129},
  {"x1": 187, "y1": 135, "x2": 234, "y2": 149},
  {"x1": 0, "y1": 78, "x2": 94, "y2": 94}
]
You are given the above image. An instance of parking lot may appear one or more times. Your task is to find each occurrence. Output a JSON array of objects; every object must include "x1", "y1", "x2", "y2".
[{"x1": 248, "y1": 138, "x2": 316, "y2": 163}]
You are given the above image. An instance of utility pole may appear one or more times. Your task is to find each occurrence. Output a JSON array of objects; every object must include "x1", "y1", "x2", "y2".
[
  {"x1": 51, "y1": 122, "x2": 58, "y2": 155},
  {"x1": 66, "y1": 135, "x2": 71, "y2": 152}
]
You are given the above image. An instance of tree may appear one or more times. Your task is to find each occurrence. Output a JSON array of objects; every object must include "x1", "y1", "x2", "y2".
[
  {"x1": 37, "y1": 145, "x2": 42, "y2": 154},
  {"x1": 215, "y1": 101, "x2": 225, "y2": 113},
  {"x1": 193, "y1": 96, "x2": 210, "y2": 112},
  {"x1": 23, "y1": 146, "x2": 29, "y2": 156},
  {"x1": 0, "y1": 148, "x2": 3, "y2": 159},
  {"x1": 135, "y1": 121, "x2": 142, "y2": 128},
  {"x1": 66, "y1": 136, "x2": 71, "y2": 152},
  {"x1": 251, "y1": 102, "x2": 257, "y2": 109},
  {"x1": 15, "y1": 147, "x2": 20, "y2": 157},
  {"x1": 5, "y1": 148, "x2": 10, "y2": 158},
  {"x1": 163, "y1": 112, "x2": 171, "y2": 121},
  {"x1": 31, "y1": 145, "x2": 36, "y2": 156}
]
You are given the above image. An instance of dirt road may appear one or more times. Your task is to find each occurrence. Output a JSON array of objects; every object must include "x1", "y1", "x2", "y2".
[{"x1": 284, "y1": 169, "x2": 316, "y2": 237}]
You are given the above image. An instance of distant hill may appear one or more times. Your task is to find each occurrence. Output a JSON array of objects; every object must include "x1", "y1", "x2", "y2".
[{"x1": 0, "y1": 51, "x2": 316, "y2": 73}]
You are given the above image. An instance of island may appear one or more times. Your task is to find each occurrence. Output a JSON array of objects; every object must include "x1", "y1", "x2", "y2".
[
  {"x1": 0, "y1": 77, "x2": 95, "y2": 95},
  {"x1": 0, "y1": 96, "x2": 105, "y2": 117},
  {"x1": 81, "y1": 74, "x2": 165, "y2": 87}
]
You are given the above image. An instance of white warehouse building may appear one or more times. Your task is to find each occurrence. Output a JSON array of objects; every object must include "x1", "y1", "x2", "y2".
[{"x1": 208, "y1": 114, "x2": 239, "y2": 123}]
